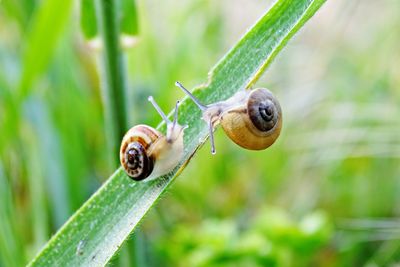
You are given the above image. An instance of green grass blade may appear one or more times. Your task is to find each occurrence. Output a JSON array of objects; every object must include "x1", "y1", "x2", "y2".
[
  {"x1": 120, "y1": 0, "x2": 139, "y2": 37},
  {"x1": 28, "y1": 0, "x2": 326, "y2": 265},
  {"x1": 0, "y1": 163, "x2": 25, "y2": 267},
  {"x1": 19, "y1": 0, "x2": 73, "y2": 97},
  {"x1": 25, "y1": 99, "x2": 71, "y2": 227},
  {"x1": 80, "y1": 0, "x2": 98, "y2": 40}
]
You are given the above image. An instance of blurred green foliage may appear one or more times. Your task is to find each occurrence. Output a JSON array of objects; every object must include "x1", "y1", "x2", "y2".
[
  {"x1": 159, "y1": 207, "x2": 332, "y2": 266},
  {"x1": 0, "y1": 0, "x2": 399, "y2": 266}
]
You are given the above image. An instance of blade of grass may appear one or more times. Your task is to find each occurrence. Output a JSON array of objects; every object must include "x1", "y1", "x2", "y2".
[
  {"x1": 19, "y1": 0, "x2": 73, "y2": 97},
  {"x1": 24, "y1": 129, "x2": 49, "y2": 253},
  {"x1": 24, "y1": 99, "x2": 71, "y2": 227},
  {"x1": 28, "y1": 0, "x2": 326, "y2": 266},
  {"x1": 80, "y1": 0, "x2": 98, "y2": 40},
  {"x1": 119, "y1": 0, "x2": 140, "y2": 48},
  {"x1": 0, "y1": 163, "x2": 24, "y2": 267},
  {"x1": 120, "y1": 0, "x2": 139, "y2": 37}
]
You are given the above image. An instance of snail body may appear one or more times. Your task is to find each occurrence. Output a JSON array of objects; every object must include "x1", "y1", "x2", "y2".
[
  {"x1": 120, "y1": 98, "x2": 185, "y2": 181},
  {"x1": 176, "y1": 82, "x2": 282, "y2": 153}
]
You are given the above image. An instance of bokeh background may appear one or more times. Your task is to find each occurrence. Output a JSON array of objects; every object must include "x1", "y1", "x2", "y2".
[{"x1": 1, "y1": 0, "x2": 400, "y2": 266}]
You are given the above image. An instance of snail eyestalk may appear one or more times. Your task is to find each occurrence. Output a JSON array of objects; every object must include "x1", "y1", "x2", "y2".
[
  {"x1": 172, "y1": 100, "x2": 180, "y2": 129},
  {"x1": 148, "y1": 96, "x2": 170, "y2": 124},
  {"x1": 165, "y1": 100, "x2": 182, "y2": 142},
  {"x1": 208, "y1": 119, "x2": 216, "y2": 154},
  {"x1": 175, "y1": 81, "x2": 208, "y2": 111},
  {"x1": 175, "y1": 81, "x2": 216, "y2": 153}
]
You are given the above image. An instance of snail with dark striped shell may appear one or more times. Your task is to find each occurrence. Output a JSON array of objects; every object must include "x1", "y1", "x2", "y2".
[
  {"x1": 120, "y1": 97, "x2": 185, "y2": 181},
  {"x1": 175, "y1": 82, "x2": 282, "y2": 154}
]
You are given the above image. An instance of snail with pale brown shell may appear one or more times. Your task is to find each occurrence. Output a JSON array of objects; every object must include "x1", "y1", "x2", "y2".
[
  {"x1": 120, "y1": 97, "x2": 186, "y2": 181},
  {"x1": 175, "y1": 82, "x2": 282, "y2": 154}
]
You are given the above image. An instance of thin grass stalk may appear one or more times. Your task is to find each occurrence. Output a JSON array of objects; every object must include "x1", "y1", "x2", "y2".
[
  {"x1": 97, "y1": 1, "x2": 145, "y2": 265},
  {"x1": 97, "y1": 0, "x2": 128, "y2": 167}
]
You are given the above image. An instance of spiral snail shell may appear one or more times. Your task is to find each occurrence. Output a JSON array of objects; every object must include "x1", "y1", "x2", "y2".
[
  {"x1": 175, "y1": 82, "x2": 282, "y2": 153},
  {"x1": 120, "y1": 97, "x2": 185, "y2": 181}
]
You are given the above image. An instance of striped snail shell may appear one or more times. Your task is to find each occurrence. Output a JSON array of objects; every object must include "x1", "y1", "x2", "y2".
[
  {"x1": 175, "y1": 82, "x2": 282, "y2": 153},
  {"x1": 120, "y1": 125, "x2": 160, "y2": 181},
  {"x1": 120, "y1": 97, "x2": 185, "y2": 181}
]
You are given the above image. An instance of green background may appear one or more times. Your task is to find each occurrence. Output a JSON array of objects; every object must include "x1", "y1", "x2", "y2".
[{"x1": 0, "y1": 0, "x2": 399, "y2": 266}]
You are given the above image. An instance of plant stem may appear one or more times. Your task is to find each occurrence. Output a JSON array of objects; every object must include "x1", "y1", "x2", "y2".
[
  {"x1": 98, "y1": 0, "x2": 128, "y2": 167},
  {"x1": 97, "y1": 2, "x2": 144, "y2": 266}
]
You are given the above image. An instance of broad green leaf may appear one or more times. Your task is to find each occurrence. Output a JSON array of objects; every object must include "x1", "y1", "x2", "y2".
[{"x1": 28, "y1": 0, "x2": 326, "y2": 266}]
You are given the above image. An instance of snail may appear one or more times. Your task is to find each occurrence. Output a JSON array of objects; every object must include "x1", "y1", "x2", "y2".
[
  {"x1": 120, "y1": 96, "x2": 186, "y2": 181},
  {"x1": 175, "y1": 81, "x2": 282, "y2": 154}
]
